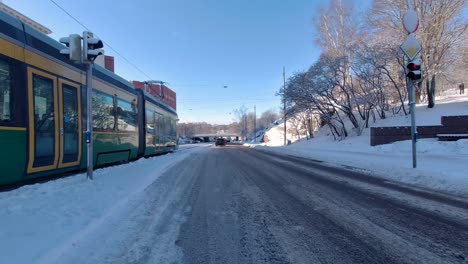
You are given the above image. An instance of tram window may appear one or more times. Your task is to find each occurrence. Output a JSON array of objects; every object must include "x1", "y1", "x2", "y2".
[
  {"x1": 117, "y1": 98, "x2": 137, "y2": 132},
  {"x1": 0, "y1": 59, "x2": 12, "y2": 121},
  {"x1": 146, "y1": 110, "x2": 155, "y2": 134},
  {"x1": 156, "y1": 114, "x2": 164, "y2": 134},
  {"x1": 62, "y1": 85, "x2": 78, "y2": 159},
  {"x1": 164, "y1": 116, "x2": 171, "y2": 135},
  {"x1": 92, "y1": 91, "x2": 115, "y2": 131},
  {"x1": 171, "y1": 119, "x2": 177, "y2": 137},
  {"x1": 160, "y1": 116, "x2": 167, "y2": 135},
  {"x1": 32, "y1": 74, "x2": 55, "y2": 164},
  {"x1": 155, "y1": 113, "x2": 162, "y2": 131}
]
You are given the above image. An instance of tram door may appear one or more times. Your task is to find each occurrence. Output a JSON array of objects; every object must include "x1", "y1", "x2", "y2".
[{"x1": 27, "y1": 68, "x2": 82, "y2": 174}]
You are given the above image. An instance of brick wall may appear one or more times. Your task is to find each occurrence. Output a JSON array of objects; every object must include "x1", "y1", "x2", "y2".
[
  {"x1": 370, "y1": 115, "x2": 468, "y2": 146},
  {"x1": 161, "y1": 86, "x2": 176, "y2": 110},
  {"x1": 132, "y1": 81, "x2": 177, "y2": 110},
  {"x1": 104, "y1": 56, "x2": 114, "y2": 72}
]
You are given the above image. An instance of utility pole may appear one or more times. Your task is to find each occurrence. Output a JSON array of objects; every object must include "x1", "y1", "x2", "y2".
[
  {"x1": 283, "y1": 66, "x2": 287, "y2": 146},
  {"x1": 244, "y1": 115, "x2": 247, "y2": 141},
  {"x1": 254, "y1": 105, "x2": 256, "y2": 143}
]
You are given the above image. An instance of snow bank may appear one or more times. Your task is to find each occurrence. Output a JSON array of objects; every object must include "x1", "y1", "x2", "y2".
[
  {"x1": 257, "y1": 91, "x2": 468, "y2": 197},
  {"x1": 0, "y1": 145, "x2": 209, "y2": 264}
]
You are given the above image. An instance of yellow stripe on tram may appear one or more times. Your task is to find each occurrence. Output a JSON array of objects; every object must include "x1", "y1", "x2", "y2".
[{"x1": 0, "y1": 126, "x2": 27, "y2": 131}]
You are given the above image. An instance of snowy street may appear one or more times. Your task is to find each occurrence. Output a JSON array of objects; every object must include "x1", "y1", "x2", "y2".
[
  {"x1": 1, "y1": 1, "x2": 467, "y2": 263},
  {"x1": 176, "y1": 146, "x2": 468, "y2": 264},
  {"x1": 1, "y1": 144, "x2": 468, "y2": 263}
]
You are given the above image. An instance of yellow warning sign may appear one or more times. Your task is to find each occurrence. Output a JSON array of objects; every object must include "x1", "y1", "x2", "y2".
[{"x1": 400, "y1": 34, "x2": 422, "y2": 60}]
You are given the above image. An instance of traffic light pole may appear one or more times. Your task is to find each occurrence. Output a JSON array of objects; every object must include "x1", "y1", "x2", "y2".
[
  {"x1": 59, "y1": 31, "x2": 102, "y2": 180},
  {"x1": 400, "y1": 7, "x2": 420, "y2": 169},
  {"x1": 83, "y1": 31, "x2": 94, "y2": 180},
  {"x1": 86, "y1": 61, "x2": 94, "y2": 179},
  {"x1": 408, "y1": 80, "x2": 417, "y2": 168}
]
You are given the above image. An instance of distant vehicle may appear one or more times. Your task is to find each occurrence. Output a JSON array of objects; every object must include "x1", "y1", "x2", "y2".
[
  {"x1": 191, "y1": 137, "x2": 203, "y2": 143},
  {"x1": 274, "y1": 119, "x2": 283, "y2": 125},
  {"x1": 178, "y1": 137, "x2": 192, "y2": 144},
  {"x1": 215, "y1": 138, "x2": 227, "y2": 146}
]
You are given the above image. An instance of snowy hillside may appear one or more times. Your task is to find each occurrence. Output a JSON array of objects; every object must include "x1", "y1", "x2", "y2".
[{"x1": 255, "y1": 90, "x2": 468, "y2": 197}]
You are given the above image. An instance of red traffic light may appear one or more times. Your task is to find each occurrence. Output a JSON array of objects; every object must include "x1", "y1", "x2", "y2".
[
  {"x1": 406, "y1": 58, "x2": 422, "y2": 80},
  {"x1": 407, "y1": 62, "x2": 420, "y2": 71}
]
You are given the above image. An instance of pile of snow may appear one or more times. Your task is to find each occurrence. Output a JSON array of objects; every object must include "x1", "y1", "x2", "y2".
[
  {"x1": 0, "y1": 145, "x2": 210, "y2": 264},
  {"x1": 262, "y1": 119, "x2": 299, "y2": 146},
  {"x1": 256, "y1": 91, "x2": 468, "y2": 197}
]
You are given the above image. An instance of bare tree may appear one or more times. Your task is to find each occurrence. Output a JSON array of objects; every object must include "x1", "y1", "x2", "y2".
[
  {"x1": 315, "y1": 0, "x2": 365, "y2": 57},
  {"x1": 258, "y1": 110, "x2": 279, "y2": 129},
  {"x1": 233, "y1": 105, "x2": 249, "y2": 140},
  {"x1": 369, "y1": 0, "x2": 467, "y2": 107}
]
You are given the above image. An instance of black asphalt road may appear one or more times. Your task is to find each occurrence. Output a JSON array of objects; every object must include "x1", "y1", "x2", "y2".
[{"x1": 176, "y1": 145, "x2": 468, "y2": 264}]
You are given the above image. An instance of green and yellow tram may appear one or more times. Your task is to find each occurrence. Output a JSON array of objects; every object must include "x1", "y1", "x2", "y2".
[{"x1": 0, "y1": 9, "x2": 177, "y2": 186}]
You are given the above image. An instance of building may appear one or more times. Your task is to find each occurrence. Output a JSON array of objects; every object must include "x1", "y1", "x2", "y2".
[{"x1": 133, "y1": 81, "x2": 177, "y2": 110}]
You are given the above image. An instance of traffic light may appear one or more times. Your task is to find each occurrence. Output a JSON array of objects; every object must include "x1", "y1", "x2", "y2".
[
  {"x1": 83, "y1": 31, "x2": 103, "y2": 62},
  {"x1": 59, "y1": 34, "x2": 82, "y2": 63},
  {"x1": 406, "y1": 58, "x2": 422, "y2": 80}
]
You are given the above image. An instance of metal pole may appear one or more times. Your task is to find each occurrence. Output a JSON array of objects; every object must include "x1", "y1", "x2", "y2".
[
  {"x1": 83, "y1": 31, "x2": 93, "y2": 179},
  {"x1": 283, "y1": 66, "x2": 287, "y2": 146},
  {"x1": 254, "y1": 105, "x2": 256, "y2": 143},
  {"x1": 86, "y1": 62, "x2": 94, "y2": 179},
  {"x1": 409, "y1": 80, "x2": 417, "y2": 168},
  {"x1": 244, "y1": 115, "x2": 247, "y2": 141}
]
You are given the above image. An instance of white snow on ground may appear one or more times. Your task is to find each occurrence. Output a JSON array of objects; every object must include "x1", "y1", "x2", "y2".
[
  {"x1": 0, "y1": 144, "x2": 210, "y2": 264},
  {"x1": 252, "y1": 90, "x2": 468, "y2": 197},
  {"x1": 261, "y1": 119, "x2": 299, "y2": 146},
  {"x1": 1, "y1": 90, "x2": 467, "y2": 263}
]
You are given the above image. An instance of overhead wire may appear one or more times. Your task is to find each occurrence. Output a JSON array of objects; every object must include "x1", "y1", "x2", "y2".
[
  {"x1": 48, "y1": 0, "x2": 282, "y2": 112},
  {"x1": 49, "y1": 0, "x2": 154, "y2": 80}
]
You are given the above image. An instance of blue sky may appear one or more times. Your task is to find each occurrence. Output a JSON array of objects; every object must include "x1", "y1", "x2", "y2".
[{"x1": 5, "y1": 0, "x2": 370, "y2": 124}]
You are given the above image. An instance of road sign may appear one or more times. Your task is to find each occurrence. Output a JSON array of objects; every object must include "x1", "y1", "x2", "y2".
[
  {"x1": 400, "y1": 34, "x2": 422, "y2": 60},
  {"x1": 403, "y1": 10, "x2": 419, "y2": 33},
  {"x1": 401, "y1": 8, "x2": 420, "y2": 169}
]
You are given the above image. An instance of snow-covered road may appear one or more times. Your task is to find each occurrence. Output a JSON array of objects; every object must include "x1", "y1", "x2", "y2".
[
  {"x1": 1, "y1": 144, "x2": 468, "y2": 263},
  {"x1": 176, "y1": 146, "x2": 468, "y2": 264}
]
